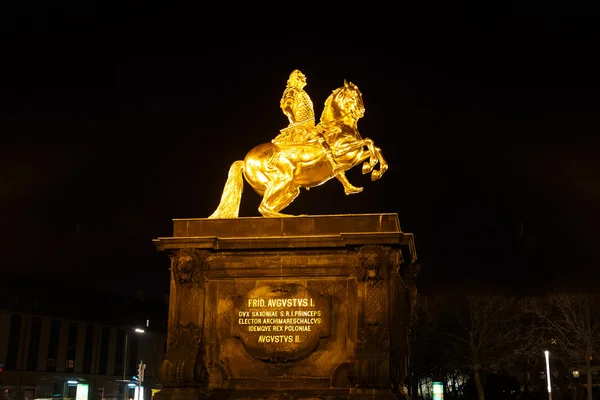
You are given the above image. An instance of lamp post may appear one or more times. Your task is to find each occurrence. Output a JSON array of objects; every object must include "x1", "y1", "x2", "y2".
[
  {"x1": 122, "y1": 328, "x2": 145, "y2": 381},
  {"x1": 137, "y1": 360, "x2": 146, "y2": 400},
  {"x1": 544, "y1": 350, "x2": 552, "y2": 400}
]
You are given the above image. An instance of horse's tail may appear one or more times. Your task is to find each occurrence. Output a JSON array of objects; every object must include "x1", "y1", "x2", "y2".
[{"x1": 208, "y1": 160, "x2": 245, "y2": 219}]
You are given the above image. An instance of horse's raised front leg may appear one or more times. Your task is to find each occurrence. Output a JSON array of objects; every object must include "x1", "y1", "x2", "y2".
[
  {"x1": 331, "y1": 138, "x2": 377, "y2": 176},
  {"x1": 360, "y1": 138, "x2": 379, "y2": 175},
  {"x1": 370, "y1": 146, "x2": 388, "y2": 181}
]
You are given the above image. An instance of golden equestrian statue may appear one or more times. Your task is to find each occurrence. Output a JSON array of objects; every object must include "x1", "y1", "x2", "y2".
[{"x1": 209, "y1": 69, "x2": 388, "y2": 218}]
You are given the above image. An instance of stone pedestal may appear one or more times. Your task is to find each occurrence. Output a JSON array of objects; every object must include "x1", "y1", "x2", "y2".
[{"x1": 153, "y1": 213, "x2": 418, "y2": 399}]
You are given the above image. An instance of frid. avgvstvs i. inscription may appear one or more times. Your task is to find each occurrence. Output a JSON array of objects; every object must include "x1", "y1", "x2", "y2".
[
  {"x1": 240, "y1": 297, "x2": 322, "y2": 339},
  {"x1": 233, "y1": 283, "x2": 331, "y2": 362}
]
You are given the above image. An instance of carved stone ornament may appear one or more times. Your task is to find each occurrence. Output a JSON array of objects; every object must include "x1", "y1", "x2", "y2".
[
  {"x1": 356, "y1": 246, "x2": 387, "y2": 286},
  {"x1": 352, "y1": 321, "x2": 392, "y2": 389},
  {"x1": 404, "y1": 260, "x2": 421, "y2": 286},
  {"x1": 160, "y1": 322, "x2": 206, "y2": 388},
  {"x1": 357, "y1": 322, "x2": 390, "y2": 354},
  {"x1": 405, "y1": 260, "x2": 421, "y2": 330},
  {"x1": 387, "y1": 250, "x2": 403, "y2": 273},
  {"x1": 168, "y1": 322, "x2": 202, "y2": 351},
  {"x1": 172, "y1": 248, "x2": 207, "y2": 286}
]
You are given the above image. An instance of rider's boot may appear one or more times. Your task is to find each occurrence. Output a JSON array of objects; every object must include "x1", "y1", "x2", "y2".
[{"x1": 321, "y1": 142, "x2": 344, "y2": 175}]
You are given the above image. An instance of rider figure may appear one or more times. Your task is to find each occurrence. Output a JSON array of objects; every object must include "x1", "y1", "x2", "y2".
[
  {"x1": 276, "y1": 70, "x2": 362, "y2": 195},
  {"x1": 278, "y1": 70, "x2": 339, "y2": 172},
  {"x1": 280, "y1": 69, "x2": 315, "y2": 129}
]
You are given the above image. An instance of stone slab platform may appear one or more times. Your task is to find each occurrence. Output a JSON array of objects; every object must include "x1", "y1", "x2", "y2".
[
  {"x1": 172, "y1": 213, "x2": 401, "y2": 237},
  {"x1": 155, "y1": 214, "x2": 416, "y2": 255}
]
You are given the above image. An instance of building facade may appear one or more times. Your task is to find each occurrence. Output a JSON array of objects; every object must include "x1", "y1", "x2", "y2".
[{"x1": 0, "y1": 310, "x2": 165, "y2": 400}]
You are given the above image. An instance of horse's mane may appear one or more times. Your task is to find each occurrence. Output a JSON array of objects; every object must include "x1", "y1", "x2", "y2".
[
  {"x1": 321, "y1": 88, "x2": 337, "y2": 112},
  {"x1": 325, "y1": 85, "x2": 349, "y2": 109}
]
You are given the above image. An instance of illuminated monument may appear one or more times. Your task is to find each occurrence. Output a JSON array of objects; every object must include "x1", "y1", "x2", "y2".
[{"x1": 153, "y1": 70, "x2": 419, "y2": 399}]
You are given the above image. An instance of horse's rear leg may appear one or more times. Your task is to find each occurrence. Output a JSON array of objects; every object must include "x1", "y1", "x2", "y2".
[{"x1": 258, "y1": 181, "x2": 301, "y2": 217}]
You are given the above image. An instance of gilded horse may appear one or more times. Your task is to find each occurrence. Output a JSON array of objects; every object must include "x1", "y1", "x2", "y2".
[{"x1": 209, "y1": 81, "x2": 388, "y2": 218}]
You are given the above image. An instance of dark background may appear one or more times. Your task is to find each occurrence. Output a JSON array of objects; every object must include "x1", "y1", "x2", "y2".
[{"x1": 1, "y1": 8, "x2": 599, "y2": 302}]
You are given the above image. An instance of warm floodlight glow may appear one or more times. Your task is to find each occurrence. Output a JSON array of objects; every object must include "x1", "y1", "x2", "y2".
[{"x1": 208, "y1": 70, "x2": 387, "y2": 218}]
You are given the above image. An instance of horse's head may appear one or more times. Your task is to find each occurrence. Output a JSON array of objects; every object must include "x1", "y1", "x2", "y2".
[{"x1": 320, "y1": 80, "x2": 365, "y2": 126}]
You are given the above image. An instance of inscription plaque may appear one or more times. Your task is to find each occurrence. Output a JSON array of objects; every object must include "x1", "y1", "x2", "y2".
[{"x1": 233, "y1": 282, "x2": 331, "y2": 362}]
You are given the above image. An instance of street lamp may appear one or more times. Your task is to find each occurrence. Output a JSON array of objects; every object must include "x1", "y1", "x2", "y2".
[
  {"x1": 122, "y1": 327, "x2": 145, "y2": 381},
  {"x1": 544, "y1": 350, "x2": 552, "y2": 400}
]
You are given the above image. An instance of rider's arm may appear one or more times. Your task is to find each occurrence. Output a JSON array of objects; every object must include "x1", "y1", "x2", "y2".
[{"x1": 280, "y1": 89, "x2": 298, "y2": 124}]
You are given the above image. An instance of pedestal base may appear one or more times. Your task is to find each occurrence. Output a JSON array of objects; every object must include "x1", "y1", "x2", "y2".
[
  {"x1": 153, "y1": 388, "x2": 207, "y2": 400},
  {"x1": 153, "y1": 214, "x2": 418, "y2": 400},
  {"x1": 155, "y1": 387, "x2": 402, "y2": 400}
]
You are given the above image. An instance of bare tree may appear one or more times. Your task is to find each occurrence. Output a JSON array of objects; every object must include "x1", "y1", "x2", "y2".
[
  {"x1": 442, "y1": 295, "x2": 520, "y2": 400},
  {"x1": 527, "y1": 293, "x2": 600, "y2": 400}
]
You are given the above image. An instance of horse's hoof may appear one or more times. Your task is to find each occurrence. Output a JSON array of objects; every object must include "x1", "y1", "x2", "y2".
[
  {"x1": 362, "y1": 162, "x2": 372, "y2": 174},
  {"x1": 372, "y1": 165, "x2": 388, "y2": 181},
  {"x1": 345, "y1": 186, "x2": 363, "y2": 195}
]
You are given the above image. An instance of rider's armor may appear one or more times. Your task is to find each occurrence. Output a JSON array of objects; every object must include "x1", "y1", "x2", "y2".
[
  {"x1": 274, "y1": 87, "x2": 317, "y2": 145},
  {"x1": 284, "y1": 88, "x2": 315, "y2": 124}
]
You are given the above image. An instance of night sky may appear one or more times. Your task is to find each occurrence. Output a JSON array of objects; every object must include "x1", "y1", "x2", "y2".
[{"x1": 1, "y1": 10, "x2": 599, "y2": 301}]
